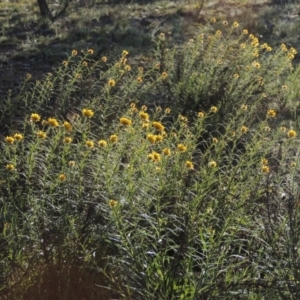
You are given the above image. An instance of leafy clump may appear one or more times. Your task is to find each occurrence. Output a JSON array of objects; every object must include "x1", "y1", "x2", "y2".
[{"x1": 1, "y1": 20, "x2": 300, "y2": 300}]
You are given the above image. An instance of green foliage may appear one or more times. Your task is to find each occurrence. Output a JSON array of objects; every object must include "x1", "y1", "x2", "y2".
[{"x1": 2, "y1": 21, "x2": 300, "y2": 299}]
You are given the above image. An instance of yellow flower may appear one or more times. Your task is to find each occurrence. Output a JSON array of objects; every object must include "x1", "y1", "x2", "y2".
[
  {"x1": 122, "y1": 50, "x2": 129, "y2": 56},
  {"x1": 147, "y1": 134, "x2": 157, "y2": 144},
  {"x1": 177, "y1": 144, "x2": 187, "y2": 152},
  {"x1": 82, "y1": 108, "x2": 94, "y2": 118},
  {"x1": 212, "y1": 137, "x2": 218, "y2": 144},
  {"x1": 63, "y1": 60, "x2": 68, "y2": 66},
  {"x1": 241, "y1": 104, "x2": 248, "y2": 110},
  {"x1": 109, "y1": 135, "x2": 118, "y2": 143},
  {"x1": 141, "y1": 105, "x2": 147, "y2": 111},
  {"x1": 249, "y1": 34, "x2": 255, "y2": 40},
  {"x1": 5, "y1": 136, "x2": 14, "y2": 144},
  {"x1": 233, "y1": 21, "x2": 239, "y2": 28},
  {"x1": 223, "y1": 20, "x2": 228, "y2": 26},
  {"x1": 290, "y1": 47, "x2": 297, "y2": 55},
  {"x1": 161, "y1": 71, "x2": 168, "y2": 79},
  {"x1": 280, "y1": 126, "x2": 287, "y2": 132},
  {"x1": 152, "y1": 121, "x2": 164, "y2": 132},
  {"x1": 139, "y1": 111, "x2": 149, "y2": 121},
  {"x1": 6, "y1": 164, "x2": 15, "y2": 171},
  {"x1": 240, "y1": 43, "x2": 246, "y2": 49},
  {"x1": 63, "y1": 121, "x2": 72, "y2": 132},
  {"x1": 179, "y1": 115, "x2": 188, "y2": 122},
  {"x1": 261, "y1": 165, "x2": 269, "y2": 173},
  {"x1": 155, "y1": 135, "x2": 163, "y2": 142},
  {"x1": 98, "y1": 140, "x2": 107, "y2": 147},
  {"x1": 264, "y1": 126, "x2": 271, "y2": 132},
  {"x1": 26, "y1": 73, "x2": 31, "y2": 79},
  {"x1": 142, "y1": 122, "x2": 149, "y2": 129},
  {"x1": 282, "y1": 85, "x2": 288, "y2": 90},
  {"x1": 266, "y1": 46, "x2": 272, "y2": 52},
  {"x1": 163, "y1": 148, "x2": 171, "y2": 156},
  {"x1": 281, "y1": 43, "x2": 288, "y2": 51},
  {"x1": 185, "y1": 161, "x2": 194, "y2": 170},
  {"x1": 210, "y1": 106, "x2": 218, "y2": 113},
  {"x1": 252, "y1": 61, "x2": 261, "y2": 68},
  {"x1": 63, "y1": 137, "x2": 72, "y2": 144},
  {"x1": 208, "y1": 161, "x2": 217, "y2": 168},
  {"x1": 13, "y1": 133, "x2": 23, "y2": 141},
  {"x1": 109, "y1": 199, "x2": 118, "y2": 208},
  {"x1": 267, "y1": 109, "x2": 276, "y2": 118},
  {"x1": 102, "y1": 56, "x2": 107, "y2": 62},
  {"x1": 261, "y1": 158, "x2": 268, "y2": 165},
  {"x1": 216, "y1": 30, "x2": 222, "y2": 36},
  {"x1": 30, "y1": 113, "x2": 41, "y2": 123},
  {"x1": 87, "y1": 49, "x2": 94, "y2": 55},
  {"x1": 288, "y1": 129, "x2": 296, "y2": 138},
  {"x1": 165, "y1": 107, "x2": 171, "y2": 114},
  {"x1": 68, "y1": 161, "x2": 76, "y2": 167},
  {"x1": 148, "y1": 151, "x2": 161, "y2": 162},
  {"x1": 85, "y1": 140, "x2": 94, "y2": 148},
  {"x1": 233, "y1": 73, "x2": 239, "y2": 79},
  {"x1": 241, "y1": 126, "x2": 248, "y2": 133},
  {"x1": 59, "y1": 174, "x2": 66, "y2": 181},
  {"x1": 288, "y1": 53, "x2": 294, "y2": 60},
  {"x1": 48, "y1": 118, "x2": 59, "y2": 127},
  {"x1": 125, "y1": 65, "x2": 131, "y2": 71},
  {"x1": 198, "y1": 111, "x2": 205, "y2": 118},
  {"x1": 108, "y1": 79, "x2": 116, "y2": 87},
  {"x1": 243, "y1": 29, "x2": 248, "y2": 35},
  {"x1": 120, "y1": 117, "x2": 132, "y2": 126},
  {"x1": 82, "y1": 61, "x2": 88, "y2": 67},
  {"x1": 210, "y1": 17, "x2": 216, "y2": 23},
  {"x1": 137, "y1": 77, "x2": 143, "y2": 83},
  {"x1": 42, "y1": 120, "x2": 48, "y2": 126},
  {"x1": 37, "y1": 131, "x2": 47, "y2": 139},
  {"x1": 72, "y1": 49, "x2": 78, "y2": 56}
]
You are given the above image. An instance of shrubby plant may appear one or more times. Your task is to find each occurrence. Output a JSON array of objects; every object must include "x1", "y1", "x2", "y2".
[{"x1": 1, "y1": 20, "x2": 300, "y2": 299}]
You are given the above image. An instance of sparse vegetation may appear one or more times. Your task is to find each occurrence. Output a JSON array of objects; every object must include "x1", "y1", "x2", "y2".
[{"x1": 2, "y1": 1, "x2": 300, "y2": 299}]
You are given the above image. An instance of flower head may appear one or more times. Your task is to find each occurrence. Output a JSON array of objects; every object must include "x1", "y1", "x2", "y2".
[
  {"x1": 267, "y1": 109, "x2": 276, "y2": 118},
  {"x1": 72, "y1": 49, "x2": 78, "y2": 56},
  {"x1": 63, "y1": 121, "x2": 72, "y2": 132},
  {"x1": 233, "y1": 21, "x2": 239, "y2": 28},
  {"x1": 6, "y1": 164, "x2": 15, "y2": 171},
  {"x1": 85, "y1": 140, "x2": 94, "y2": 148},
  {"x1": 210, "y1": 106, "x2": 218, "y2": 113},
  {"x1": 208, "y1": 161, "x2": 217, "y2": 168},
  {"x1": 98, "y1": 140, "x2": 107, "y2": 147},
  {"x1": 163, "y1": 148, "x2": 171, "y2": 156},
  {"x1": 13, "y1": 133, "x2": 23, "y2": 141},
  {"x1": 261, "y1": 165, "x2": 269, "y2": 173},
  {"x1": 147, "y1": 134, "x2": 157, "y2": 144},
  {"x1": 59, "y1": 174, "x2": 66, "y2": 181},
  {"x1": 152, "y1": 121, "x2": 164, "y2": 132},
  {"x1": 68, "y1": 161, "x2": 76, "y2": 167},
  {"x1": 120, "y1": 117, "x2": 132, "y2": 126},
  {"x1": 63, "y1": 137, "x2": 72, "y2": 144},
  {"x1": 109, "y1": 199, "x2": 118, "y2": 208},
  {"x1": 108, "y1": 79, "x2": 116, "y2": 87},
  {"x1": 288, "y1": 129, "x2": 296, "y2": 138},
  {"x1": 139, "y1": 111, "x2": 149, "y2": 122},
  {"x1": 87, "y1": 49, "x2": 94, "y2": 55},
  {"x1": 261, "y1": 158, "x2": 268, "y2": 166},
  {"x1": 137, "y1": 77, "x2": 143, "y2": 83},
  {"x1": 109, "y1": 135, "x2": 118, "y2": 143},
  {"x1": 185, "y1": 161, "x2": 194, "y2": 170},
  {"x1": 102, "y1": 56, "x2": 107, "y2": 62},
  {"x1": 82, "y1": 108, "x2": 94, "y2": 118},
  {"x1": 241, "y1": 126, "x2": 248, "y2": 133},
  {"x1": 48, "y1": 118, "x2": 59, "y2": 127},
  {"x1": 161, "y1": 72, "x2": 168, "y2": 79},
  {"x1": 37, "y1": 131, "x2": 47, "y2": 139},
  {"x1": 30, "y1": 113, "x2": 41, "y2": 123},
  {"x1": 243, "y1": 29, "x2": 248, "y2": 35},
  {"x1": 177, "y1": 144, "x2": 187, "y2": 152},
  {"x1": 148, "y1": 151, "x2": 161, "y2": 162},
  {"x1": 5, "y1": 136, "x2": 14, "y2": 144}
]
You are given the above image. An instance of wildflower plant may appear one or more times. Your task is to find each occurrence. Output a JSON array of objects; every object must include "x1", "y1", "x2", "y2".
[{"x1": 1, "y1": 23, "x2": 300, "y2": 300}]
